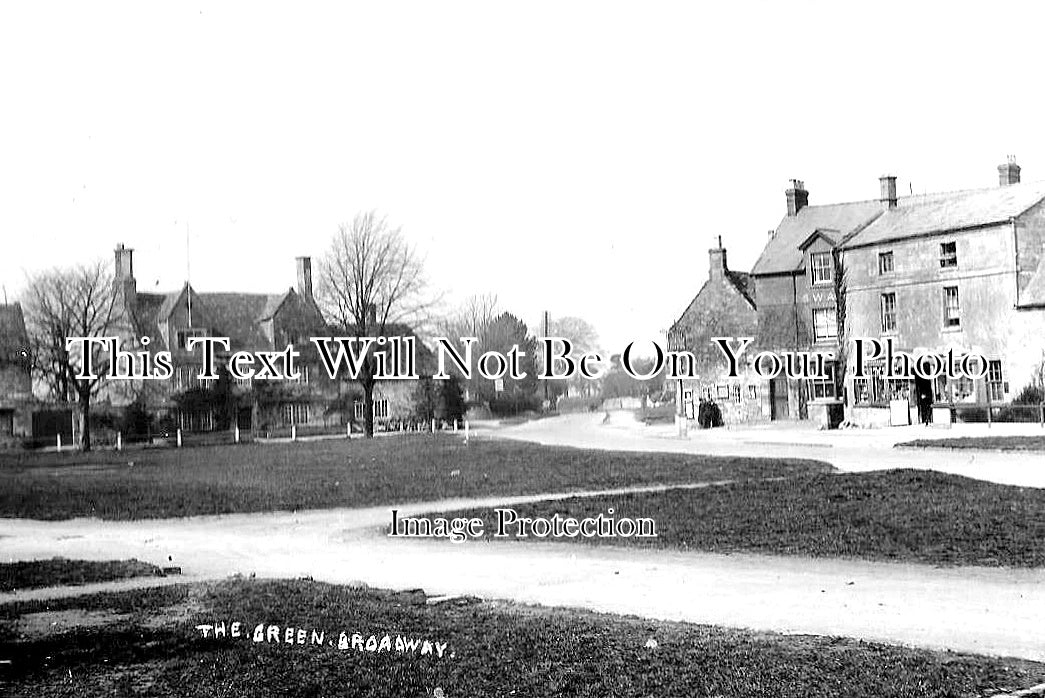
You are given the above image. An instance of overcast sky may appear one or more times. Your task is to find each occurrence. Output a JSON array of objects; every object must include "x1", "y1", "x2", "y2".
[{"x1": 3, "y1": 2, "x2": 1043, "y2": 351}]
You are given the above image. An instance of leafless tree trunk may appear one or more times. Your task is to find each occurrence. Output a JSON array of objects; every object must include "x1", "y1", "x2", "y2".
[
  {"x1": 23, "y1": 261, "x2": 122, "y2": 451},
  {"x1": 316, "y1": 211, "x2": 434, "y2": 437}
]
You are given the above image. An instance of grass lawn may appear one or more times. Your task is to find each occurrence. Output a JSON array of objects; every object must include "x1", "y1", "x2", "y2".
[
  {"x1": 899, "y1": 435, "x2": 1045, "y2": 451},
  {"x1": 1, "y1": 578, "x2": 1041, "y2": 697},
  {"x1": 0, "y1": 435, "x2": 832, "y2": 520},
  {"x1": 0, "y1": 559, "x2": 165, "y2": 593},
  {"x1": 438, "y1": 469, "x2": 1045, "y2": 567}
]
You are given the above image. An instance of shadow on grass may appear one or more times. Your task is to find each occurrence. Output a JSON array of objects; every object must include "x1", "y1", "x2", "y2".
[{"x1": 1, "y1": 579, "x2": 1042, "y2": 697}]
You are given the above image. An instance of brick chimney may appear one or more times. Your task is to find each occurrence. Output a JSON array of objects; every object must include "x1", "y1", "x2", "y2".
[
  {"x1": 785, "y1": 180, "x2": 809, "y2": 216},
  {"x1": 879, "y1": 175, "x2": 897, "y2": 208},
  {"x1": 998, "y1": 157, "x2": 1021, "y2": 186},
  {"x1": 709, "y1": 235, "x2": 728, "y2": 280},
  {"x1": 295, "y1": 256, "x2": 313, "y2": 300},
  {"x1": 113, "y1": 243, "x2": 136, "y2": 313}
]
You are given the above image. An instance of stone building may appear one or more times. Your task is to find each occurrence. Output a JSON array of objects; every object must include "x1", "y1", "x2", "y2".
[
  {"x1": 838, "y1": 163, "x2": 1045, "y2": 426},
  {"x1": 667, "y1": 238, "x2": 759, "y2": 425},
  {"x1": 110, "y1": 244, "x2": 425, "y2": 432},
  {"x1": 749, "y1": 180, "x2": 882, "y2": 425},
  {"x1": 749, "y1": 161, "x2": 1045, "y2": 426},
  {"x1": 0, "y1": 303, "x2": 33, "y2": 444},
  {"x1": 671, "y1": 159, "x2": 1045, "y2": 428}
]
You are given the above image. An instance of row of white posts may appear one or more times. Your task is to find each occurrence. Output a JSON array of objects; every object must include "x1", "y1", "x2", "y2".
[{"x1": 55, "y1": 419, "x2": 471, "y2": 453}]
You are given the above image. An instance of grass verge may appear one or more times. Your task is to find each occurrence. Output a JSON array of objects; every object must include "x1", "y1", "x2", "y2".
[
  {"x1": 0, "y1": 558, "x2": 165, "y2": 593},
  {"x1": 438, "y1": 469, "x2": 1045, "y2": 567},
  {"x1": 1, "y1": 578, "x2": 1042, "y2": 697},
  {"x1": 0, "y1": 435, "x2": 831, "y2": 520},
  {"x1": 899, "y1": 435, "x2": 1045, "y2": 451}
]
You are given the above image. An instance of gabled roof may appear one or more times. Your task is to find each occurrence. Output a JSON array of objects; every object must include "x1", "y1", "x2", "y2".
[
  {"x1": 843, "y1": 180, "x2": 1045, "y2": 249},
  {"x1": 798, "y1": 228, "x2": 840, "y2": 251},
  {"x1": 259, "y1": 290, "x2": 293, "y2": 320},
  {"x1": 670, "y1": 269, "x2": 756, "y2": 334},
  {"x1": 132, "y1": 285, "x2": 322, "y2": 351},
  {"x1": 753, "y1": 201, "x2": 883, "y2": 275},
  {"x1": 195, "y1": 293, "x2": 274, "y2": 347},
  {"x1": 726, "y1": 270, "x2": 755, "y2": 307}
]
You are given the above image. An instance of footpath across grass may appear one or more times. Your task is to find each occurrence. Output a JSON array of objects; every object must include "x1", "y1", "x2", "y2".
[
  {"x1": 440, "y1": 469, "x2": 1045, "y2": 567},
  {"x1": 0, "y1": 435, "x2": 832, "y2": 520},
  {"x1": 0, "y1": 558, "x2": 164, "y2": 592},
  {"x1": 1, "y1": 578, "x2": 1042, "y2": 697},
  {"x1": 899, "y1": 435, "x2": 1045, "y2": 451}
]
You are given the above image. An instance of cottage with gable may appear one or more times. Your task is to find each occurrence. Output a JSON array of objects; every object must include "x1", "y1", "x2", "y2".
[
  {"x1": 667, "y1": 237, "x2": 758, "y2": 425},
  {"x1": 111, "y1": 244, "x2": 335, "y2": 432},
  {"x1": 110, "y1": 244, "x2": 436, "y2": 434}
]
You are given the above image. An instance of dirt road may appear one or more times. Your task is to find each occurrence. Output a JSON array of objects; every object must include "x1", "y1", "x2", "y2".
[{"x1": 4, "y1": 415, "x2": 1044, "y2": 661}]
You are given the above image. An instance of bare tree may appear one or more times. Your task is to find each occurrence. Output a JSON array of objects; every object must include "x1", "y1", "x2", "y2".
[
  {"x1": 438, "y1": 293, "x2": 500, "y2": 339},
  {"x1": 529, "y1": 315, "x2": 602, "y2": 400},
  {"x1": 317, "y1": 211, "x2": 433, "y2": 437},
  {"x1": 23, "y1": 261, "x2": 123, "y2": 451}
]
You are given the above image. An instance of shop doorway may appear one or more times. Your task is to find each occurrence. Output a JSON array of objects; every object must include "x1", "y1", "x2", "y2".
[{"x1": 914, "y1": 375, "x2": 934, "y2": 425}]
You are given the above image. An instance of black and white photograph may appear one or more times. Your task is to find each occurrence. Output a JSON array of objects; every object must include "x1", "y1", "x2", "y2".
[{"x1": 2, "y1": 3, "x2": 1045, "y2": 696}]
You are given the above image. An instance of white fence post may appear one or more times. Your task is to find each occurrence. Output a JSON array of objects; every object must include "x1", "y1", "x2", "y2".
[
  {"x1": 117, "y1": 431, "x2": 123, "y2": 451},
  {"x1": 346, "y1": 422, "x2": 352, "y2": 439},
  {"x1": 292, "y1": 424, "x2": 297, "y2": 442},
  {"x1": 431, "y1": 418, "x2": 436, "y2": 433},
  {"x1": 56, "y1": 433, "x2": 62, "y2": 452},
  {"x1": 176, "y1": 429, "x2": 182, "y2": 448},
  {"x1": 235, "y1": 425, "x2": 240, "y2": 444}
]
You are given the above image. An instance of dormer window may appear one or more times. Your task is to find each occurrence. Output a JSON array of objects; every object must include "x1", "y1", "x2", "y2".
[{"x1": 809, "y1": 252, "x2": 833, "y2": 285}]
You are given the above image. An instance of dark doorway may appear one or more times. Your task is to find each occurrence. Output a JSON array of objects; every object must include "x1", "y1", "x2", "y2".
[
  {"x1": 0, "y1": 410, "x2": 13, "y2": 436},
  {"x1": 770, "y1": 377, "x2": 789, "y2": 420},
  {"x1": 914, "y1": 375, "x2": 933, "y2": 425}
]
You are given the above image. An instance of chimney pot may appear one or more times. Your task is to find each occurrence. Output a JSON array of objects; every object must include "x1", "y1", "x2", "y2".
[
  {"x1": 785, "y1": 179, "x2": 809, "y2": 216},
  {"x1": 708, "y1": 242, "x2": 728, "y2": 280},
  {"x1": 113, "y1": 244, "x2": 136, "y2": 314},
  {"x1": 998, "y1": 159, "x2": 1021, "y2": 186},
  {"x1": 879, "y1": 175, "x2": 898, "y2": 208}
]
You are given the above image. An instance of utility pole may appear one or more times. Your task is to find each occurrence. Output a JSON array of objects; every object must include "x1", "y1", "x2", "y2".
[{"x1": 543, "y1": 310, "x2": 550, "y2": 407}]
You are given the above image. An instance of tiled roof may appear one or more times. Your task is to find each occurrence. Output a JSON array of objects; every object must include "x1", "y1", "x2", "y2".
[
  {"x1": 133, "y1": 286, "x2": 316, "y2": 351},
  {"x1": 259, "y1": 290, "x2": 292, "y2": 320},
  {"x1": 194, "y1": 293, "x2": 275, "y2": 347},
  {"x1": 753, "y1": 201, "x2": 883, "y2": 275},
  {"x1": 753, "y1": 181, "x2": 1045, "y2": 274},
  {"x1": 844, "y1": 180, "x2": 1045, "y2": 249}
]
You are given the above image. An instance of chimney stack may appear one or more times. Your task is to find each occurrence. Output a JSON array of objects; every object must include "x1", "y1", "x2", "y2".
[
  {"x1": 295, "y1": 256, "x2": 313, "y2": 300},
  {"x1": 708, "y1": 235, "x2": 728, "y2": 280},
  {"x1": 785, "y1": 179, "x2": 809, "y2": 217},
  {"x1": 879, "y1": 175, "x2": 898, "y2": 208},
  {"x1": 114, "y1": 244, "x2": 136, "y2": 313},
  {"x1": 998, "y1": 157, "x2": 1021, "y2": 186}
]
